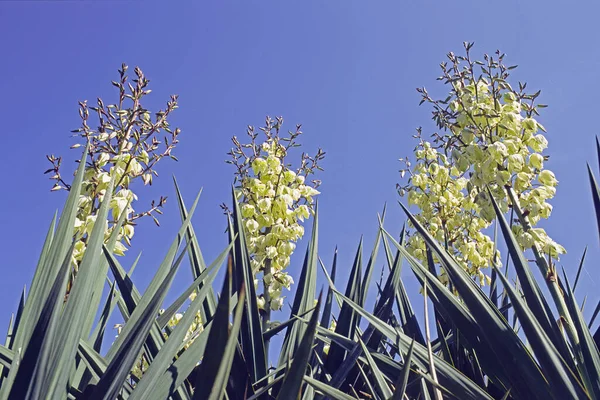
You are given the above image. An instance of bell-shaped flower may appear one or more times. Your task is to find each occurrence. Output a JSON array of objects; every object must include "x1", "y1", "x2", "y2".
[
  {"x1": 278, "y1": 241, "x2": 295, "y2": 257},
  {"x1": 539, "y1": 202, "x2": 553, "y2": 219},
  {"x1": 72, "y1": 240, "x2": 86, "y2": 263},
  {"x1": 507, "y1": 154, "x2": 524, "y2": 173},
  {"x1": 281, "y1": 194, "x2": 293, "y2": 208},
  {"x1": 522, "y1": 118, "x2": 538, "y2": 133},
  {"x1": 489, "y1": 142, "x2": 508, "y2": 161},
  {"x1": 538, "y1": 170, "x2": 558, "y2": 186},
  {"x1": 127, "y1": 159, "x2": 143, "y2": 176},
  {"x1": 529, "y1": 153, "x2": 544, "y2": 169},
  {"x1": 113, "y1": 241, "x2": 127, "y2": 256},
  {"x1": 265, "y1": 246, "x2": 278, "y2": 259},
  {"x1": 296, "y1": 205, "x2": 310, "y2": 222},
  {"x1": 503, "y1": 92, "x2": 517, "y2": 103},
  {"x1": 97, "y1": 152, "x2": 111, "y2": 167},
  {"x1": 266, "y1": 155, "x2": 281, "y2": 171},
  {"x1": 257, "y1": 213, "x2": 274, "y2": 228},
  {"x1": 241, "y1": 204, "x2": 256, "y2": 218},
  {"x1": 123, "y1": 224, "x2": 134, "y2": 239},
  {"x1": 270, "y1": 297, "x2": 284, "y2": 311},
  {"x1": 283, "y1": 170, "x2": 296, "y2": 183},
  {"x1": 528, "y1": 134, "x2": 548, "y2": 152},
  {"x1": 252, "y1": 157, "x2": 267, "y2": 175},
  {"x1": 245, "y1": 219, "x2": 260, "y2": 233},
  {"x1": 256, "y1": 295, "x2": 266, "y2": 310},
  {"x1": 257, "y1": 198, "x2": 272, "y2": 213}
]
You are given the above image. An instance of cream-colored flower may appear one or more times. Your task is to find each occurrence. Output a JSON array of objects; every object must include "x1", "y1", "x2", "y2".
[{"x1": 538, "y1": 170, "x2": 558, "y2": 186}]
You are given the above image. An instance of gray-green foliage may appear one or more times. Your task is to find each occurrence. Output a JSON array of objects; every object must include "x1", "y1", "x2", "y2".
[
  {"x1": 1, "y1": 141, "x2": 599, "y2": 400},
  {"x1": 2, "y1": 68, "x2": 600, "y2": 398}
]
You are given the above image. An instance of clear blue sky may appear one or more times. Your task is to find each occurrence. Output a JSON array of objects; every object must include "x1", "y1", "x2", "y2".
[{"x1": 1, "y1": 1, "x2": 599, "y2": 346}]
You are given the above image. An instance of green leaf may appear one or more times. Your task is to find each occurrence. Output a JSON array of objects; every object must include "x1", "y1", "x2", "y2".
[
  {"x1": 303, "y1": 376, "x2": 355, "y2": 400},
  {"x1": 1, "y1": 286, "x2": 25, "y2": 378},
  {"x1": 76, "y1": 340, "x2": 134, "y2": 395},
  {"x1": 489, "y1": 191, "x2": 573, "y2": 367},
  {"x1": 562, "y1": 271, "x2": 600, "y2": 399},
  {"x1": 324, "y1": 234, "x2": 362, "y2": 374},
  {"x1": 276, "y1": 293, "x2": 322, "y2": 400},
  {"x1": 192, "y1": 258, "x2": 246, "y2": 400},
  {"x1": 360, "y1": 205, "x2": 385, "y2": 307},
  {"x1": 573, "y1": 247, "x2": 588, "y2": 293},
  {"x1": 391, "y1": 338, "x2": 415, "y2": 400},
  {"x1": 84, "y1": 254, "x2": 183, "y2": 400},
  {"x1": 319, "y1": 248, "x2": 337, "y2": 331},
  {"x1": 91, "y1": 281, "x2": 117, "y2": 352},
  {"x1": 279, "y1": 202, "x2": 319, "y2": 365},
  {"x1": 229, "y1": 187, "x2": 267, "y2": 385},
  {"x1": 44, "y1": 177, "x2": 116, "y2": 398},
  {"x1": 399, "y1": 202, "x2": 553, "y2": 399},
  {"x1": 105, "y1": 188, "x2": 202, "y2": 363},
  {"x1": 0, "y1": 345, "x2": 13, "y2": 369},
  {"x1": 7, "y1": 147, "x2": 85, "y2": 379},
  {"x1": 382, "y1": 230, "x2": 425, "y2": 345},
  {"x1": 357, "y1": 337, "x2": 393, "y2": 398},
  {"x1": 312, "y1": 248, "x2": 337, "y2": 372},
  {"x1": 157, "y1": 241, "x2": 231, "y2": 329},
  {"x1": 328, "y1": 285, "x2": 493, "y2": 400},
  {"x1": 174, "y1": 179, "x2": 217, "y2": 324},
  {"x1": 587, "y1": 162, "x2": 600, "y2": 248},
  {"x1": 82, "y1": 192, "x2": 131, "y2": 342},
  {"x1": 140, "y1": 318, "x2": 214, "y2": 400},
  {"x1": 493, "y1": 265, "x2": 587, "y2": 399},
  {"x1": 130, "y1": 259, "x2": 222, "y2": 400},
  {"x1": 5, "y1": 242, "x2": 73, "y2": 399}
]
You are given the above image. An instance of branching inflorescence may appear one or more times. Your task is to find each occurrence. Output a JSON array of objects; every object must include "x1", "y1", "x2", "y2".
[
  {"x1": 46, "y1": 64, "x2": 180, "y2": 279},
  {"x1": 227, "y1": 116, "x2": 324, "y2": 326},
  {"x1": 398, "y1": 43, "x2": 564, "y2": 285}
]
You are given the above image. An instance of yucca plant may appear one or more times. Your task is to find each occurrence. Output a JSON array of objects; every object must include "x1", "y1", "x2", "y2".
[{"x1": 1, "y1": 47, "x2": 600, "y2": 400}]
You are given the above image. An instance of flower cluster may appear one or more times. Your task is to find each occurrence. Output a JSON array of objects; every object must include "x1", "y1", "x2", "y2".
[
  {"x1": 398, "y1": 44, "x2": 564, "y2": 284},
  {"x1": 322, "y1": 319, "x2": 337, "y2": 355},
  {"x1": 173, "y1": 290, "x2": 205, "y2": 348},
  {"x1": 46, "y1": 64, "x2": 179, "y2": 271},
  {"x1": 119, "y1": 290, "x2": 204, "y2": 379},
  {"x1": 227, "y1": 117, "x2": 324, "y2": 312}
]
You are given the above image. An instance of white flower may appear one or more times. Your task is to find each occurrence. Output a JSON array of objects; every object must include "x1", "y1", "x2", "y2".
[
  {"x1": 507, "y1": 154, "x2": 524, "y2": 173},
  {"x1": 529, "y1": 153, "x2": 544, "y2": 169},
  {"x1": 241, "y1": 204, "x2": 256, "y2": 218},
  {"x1": 265, "y1": 246, "x2": 278, "y2": 259},
  {"x1": 257, "y1": 198, "x2": 272, "y2": 213},
  {"x1": 245, "y1": 219, "x2": 260, "y2": 233},
  {"x1": 257, "y1": 296, "x2": 266, "y2": 310},
  {"x1": 97, "y1": 152, "x2": 110, "y2": 167},
  {"x1": 252, "y1": 158, "x2": 267, "y2": 175},
  {"x1": 538, "y1": 170, "x2": 558, "y2": 186},
  {"x1": 529, "y1": 134, "x2": 548, "y2": 152},
  {"x1": 522, "y1": 118, "x2": 538, "y2": 132},
  {"x1": 270, "y1": 297, "x2": 284, "y2": 311}
]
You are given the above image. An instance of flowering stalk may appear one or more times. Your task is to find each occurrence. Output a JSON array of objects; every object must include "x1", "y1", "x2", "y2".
[
  {"x1": 46, "y1": 63, "x2": 180, "y2": 293},
  {"x1": 227, "y1": 116, "x2": 324, "y2": 353},
  {"x1": 398, "y1": 43, "x2": 564, "y2": 286}
]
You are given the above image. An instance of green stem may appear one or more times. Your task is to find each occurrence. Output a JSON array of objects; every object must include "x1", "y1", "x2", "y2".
[
  {"x1": 262, "y1": 258, "x2": 272, "y2": 358},
  {"x1": 261, "y1": 226, "x2": 273, "y2": 359}
]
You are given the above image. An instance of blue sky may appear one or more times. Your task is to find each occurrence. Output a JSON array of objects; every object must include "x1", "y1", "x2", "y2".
[{"x1": 1, "y1": 1, "x2": 599, "y2": 352}]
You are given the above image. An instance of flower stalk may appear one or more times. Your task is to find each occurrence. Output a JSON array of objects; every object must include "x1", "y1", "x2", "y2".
[{"x1": 227, "y1": 117, "x2": 324, "y2": 347}]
